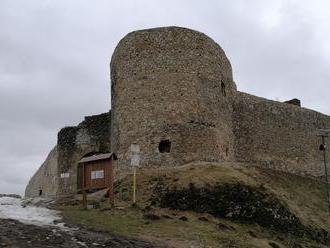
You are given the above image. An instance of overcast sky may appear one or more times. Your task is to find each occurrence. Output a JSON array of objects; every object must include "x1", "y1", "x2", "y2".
[{"x1": 1, "y1": 0, "x2": 330, "y2": 195}]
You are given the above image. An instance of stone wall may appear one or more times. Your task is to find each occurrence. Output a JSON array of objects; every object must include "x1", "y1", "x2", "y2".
[
  {"x1": 57, "y1": 112, "x2": 111, "y2": 196},
  {"x1": 25, "y1": 112, "x2": 111, "y2": 197},
  {"x1": 233, "y1": 92, "x2": 329, "y2": 177},
  {"x1": 111, "y1": 27, "x2": 236, "y2": 171},
  {"x1": 26, "y1": 26, "x2": 330, "y2": 198},
  {"x1": 25, "y1": 146, "x2": 59, "y2": 198}
]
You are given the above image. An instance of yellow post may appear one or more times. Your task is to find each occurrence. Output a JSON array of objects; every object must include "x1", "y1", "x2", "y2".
[{"x1": 133, "y1": 166, "x2": 137, "y2": 204}]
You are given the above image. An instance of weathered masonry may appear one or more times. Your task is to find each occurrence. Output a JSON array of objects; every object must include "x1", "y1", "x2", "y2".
[
  {"x1": 25, "y1": 112, "x2": 111, "y2": 197},
  {"x1": 26, "y1": 26, "x2": 330, "y2": 198},
  {"x1": 110, "y1": 26, "x2": 330, "y2": 178},
  {"x1": 110, "y1": 27, "x2": 236, "y2": 171}
]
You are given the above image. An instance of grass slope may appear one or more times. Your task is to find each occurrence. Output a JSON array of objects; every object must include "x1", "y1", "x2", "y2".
[{"x1": 60, "y1": 162, "x2": 330, "y2": 248}]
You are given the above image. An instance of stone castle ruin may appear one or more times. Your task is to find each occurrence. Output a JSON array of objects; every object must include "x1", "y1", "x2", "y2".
[{"x1": 26, "y1": 26, "x2": 330, "y2": 198}]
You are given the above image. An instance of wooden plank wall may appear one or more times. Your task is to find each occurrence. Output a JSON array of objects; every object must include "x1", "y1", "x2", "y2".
[{"x1": 83, "y1": 160, "x2": 112, "y2": 190}]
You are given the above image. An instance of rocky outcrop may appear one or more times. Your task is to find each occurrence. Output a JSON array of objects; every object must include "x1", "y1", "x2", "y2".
[
  {"x1": 0, "y1": 218, "x2": 163, "y2": 248},
  {"x1": 154, "y1": 182, "x2": 330, "y2": 245}
]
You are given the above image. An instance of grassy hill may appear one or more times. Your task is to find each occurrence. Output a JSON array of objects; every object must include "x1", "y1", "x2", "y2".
[{"x1": 59, "y1": 162, "x2": 330, "y2": 247}]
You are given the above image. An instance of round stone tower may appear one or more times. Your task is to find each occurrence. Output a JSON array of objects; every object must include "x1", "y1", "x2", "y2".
[{"x1": 110, "y1": 26, "x2": 236, "y2": 169}]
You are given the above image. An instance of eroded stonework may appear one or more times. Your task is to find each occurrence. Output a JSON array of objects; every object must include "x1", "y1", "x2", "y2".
[
  {"x1": 110, "y1": 26, "x2": 330, "y2": 177},
  {"x1": 111, "y1": 27, "x2": 236, "y2": 171},
  {"x1": 25, "y1": 112, "x2": 111, "y2": 197},
  {"x1": 26, "y1": 26, "x2": 330, "y2": 198},
  {"x1": 25, "y1": 146, "x2": 59, "y2": 198},
  {"x1": 233, "y1": 92, "x2": 327, "y2": 177}
]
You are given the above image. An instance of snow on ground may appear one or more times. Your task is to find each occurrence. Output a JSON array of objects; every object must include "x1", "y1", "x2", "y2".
[{"x1": 0, "y1": 196, "x2": 62, "y2": 226}]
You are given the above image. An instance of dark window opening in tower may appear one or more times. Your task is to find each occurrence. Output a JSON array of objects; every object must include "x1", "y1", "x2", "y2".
[
  {"x1": 159, "y1": 140, "x2": 171, "y2": 153},
  {"x1": 39, "y1": 189, "x2": 43, "y2": 196},
  {"x1": 221, "y1": 82, "x2": 226, "y2": 97}
]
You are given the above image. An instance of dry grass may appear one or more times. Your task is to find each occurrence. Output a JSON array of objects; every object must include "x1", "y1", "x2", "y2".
[
  {"x1": 60, "y1": 162, "x2": 330, "y2": 247},
  {"x1": 125, "y1": 162, "x2": 330, "y2": 230}
]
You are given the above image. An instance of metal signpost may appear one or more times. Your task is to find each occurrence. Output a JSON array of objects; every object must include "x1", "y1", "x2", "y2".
[
  {"x1": 318, "y1": 129, "x2": 330, "y2": 216},
  {"x1": 130, "y1": 144, "x2": 140, "y2": 205}
]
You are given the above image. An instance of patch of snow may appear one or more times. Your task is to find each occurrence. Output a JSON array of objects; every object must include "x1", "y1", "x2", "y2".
[
  {"x1": 71, "y1": 237, "x2": 88, "y2": 247},
  {"x1": 77, "y1": 241, "x2": 88, "y2": 247},
  {"x1": 0, "y1": 197, "x2": 61, "y2": 227}
]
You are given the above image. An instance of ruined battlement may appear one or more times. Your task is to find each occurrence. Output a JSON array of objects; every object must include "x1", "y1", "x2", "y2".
[
  {"x1": 110, "y1": 26, "x2": 330, "y2": 177},
  {"x1": 25, "y1": 112, "x2": 111, "y2": 197},
  {"x1": 26, "y1": 26, "x2": 330, "y2": 198}
]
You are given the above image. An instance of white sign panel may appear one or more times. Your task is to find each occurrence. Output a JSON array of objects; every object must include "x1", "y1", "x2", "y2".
[
  {"x1": 60, "y1": 173, "x2": 70, "y2": 178},
  {"x1": 131, "y1": 154, "x2": 140, "y2": 167},
  {"x1": 130, "y1": 144, "x2": 140, "y2": 154},
  {"x1": 91, "y1": 170, "x2": 104, "y2": 179}
]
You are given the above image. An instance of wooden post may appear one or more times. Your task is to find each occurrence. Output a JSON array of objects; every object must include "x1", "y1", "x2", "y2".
[
  {"x1": 132, "y1": 166, "x2": 137, "y2": 205},
  {"x1": 82, "y1": 189, "x2": 87, "y2": 209}
]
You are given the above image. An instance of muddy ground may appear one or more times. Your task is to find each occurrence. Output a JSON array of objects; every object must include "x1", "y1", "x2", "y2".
[{"x1": 0, "y1": 218, "x2": 164, "y2": 248}]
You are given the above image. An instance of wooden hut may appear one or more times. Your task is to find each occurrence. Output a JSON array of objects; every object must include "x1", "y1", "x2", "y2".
[{"x1": 77, "y1": 153, "x2": 116, "y2": 205}]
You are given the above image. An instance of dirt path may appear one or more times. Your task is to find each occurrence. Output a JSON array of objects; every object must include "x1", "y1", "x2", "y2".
[{"x1": 0, "y1": 218, "x2": 164, "y2": 248}]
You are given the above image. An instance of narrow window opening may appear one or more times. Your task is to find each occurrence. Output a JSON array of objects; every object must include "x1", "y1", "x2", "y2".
[
  {"x1": 221, "y1": 82, "x2": 226, "y2": 97},
  {"x1": 39, "y1": 189, "x2": 43, "y2": 196},
  {"x1": 158, "y1": 140, "x2": 171, "y2": 153}
]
